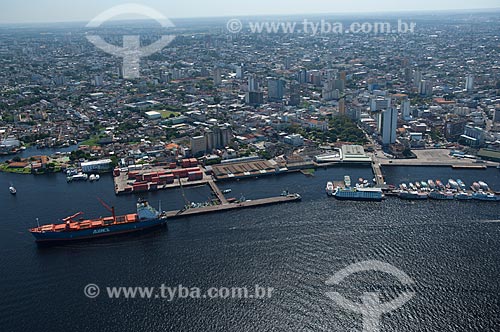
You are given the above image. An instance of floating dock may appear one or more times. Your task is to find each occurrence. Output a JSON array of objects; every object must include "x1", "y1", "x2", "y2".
[{"x1": 166, "y1": 194, "x2": 301, "y2": 219}]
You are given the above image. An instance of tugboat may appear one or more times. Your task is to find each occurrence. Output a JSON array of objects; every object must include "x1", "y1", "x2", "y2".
[{"x1": 29, "y1": 199, "x2": 167, "y2": 243}]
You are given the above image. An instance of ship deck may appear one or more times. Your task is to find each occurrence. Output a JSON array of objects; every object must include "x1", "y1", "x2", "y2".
[{"x1": 31, "y1": 214, "x2": 139, "y2": 233}]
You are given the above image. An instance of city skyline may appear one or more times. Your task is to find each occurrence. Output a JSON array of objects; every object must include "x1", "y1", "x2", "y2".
[{"x1": 0, "y1": 0, "x2": 499, "y2": 24}]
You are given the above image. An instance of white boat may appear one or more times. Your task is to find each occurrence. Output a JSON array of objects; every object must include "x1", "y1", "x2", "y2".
[
  {"x1": 448, "y1": 179, "x2": 459, "y2": 190},
  {"x1": 478, "y1": 181, "x2": 489, "y2": 191},
  {"x1": 67, "y1": 173, "x2": 88, "y2": 182},
  {"x1": 89, "y1": 174, "x2": 97, "y2": 181},
  {"x1": 325, "y1": 182, "x2": 334, "y2": 196},
  {"x1": 9, "y1": 186, "x2": 16, "y2": 195},
  {"x1": 222, "y1": 189, "x2": 232, "y2": 194}
]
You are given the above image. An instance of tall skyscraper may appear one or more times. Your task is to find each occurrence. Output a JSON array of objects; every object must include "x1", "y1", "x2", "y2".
[
  {"x1": 213, "y1": 67, "x2": 222, "y2": 86},
  {"x1": 379, "y1": 108, "x2": 398, "y2": 145},
  {"x1": 248, "y1": 74, "x2": 259, "y2": 92},
  {"x1": 339, "y1": 98, "x2": 346, "y2": 115},
  {"x1": 297, "y1": 68, "x2": 308, "y2": 84},
  {"x1": 418, "y1": 80, "x2": 433, "y2": 96},
  {"x1": 413, "y1": 70, "x2": 422, "y2": 88},
  {"x1": 93, "y1": 74, "x2": 103, "y2": 87},
  {"x1": 235, "y1": 65, "x2": 243, "y2": 79},
  {"x1": 268, "y1": 78, "x2": 285, "y2": 102},
  {"x1": 370, "y1": 97, "x2": 391, "y2": 112},
  {"x1": 402, "y1": 99, "x2": 411, "y2": 120},
  {"x1": 465, "y1": 74, "x2": 474, "y2": 92}
]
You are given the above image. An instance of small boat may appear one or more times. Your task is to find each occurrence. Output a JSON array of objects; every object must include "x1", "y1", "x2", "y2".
[
  {"x1": 456, "y1": 179, "x2": 466, "y2": 190},
  {"x1": 471, "y1": 182, "x2": 480, "y2": 191},
  {"x1": 478, "y1": 181, "x2": 489, "y2": 191},
  {"x1": 448, "y1": 179, "x2": 459, "y2": 190},
  {"x1": 9, "y1": 186, "x2": 16, "y2": 195},
  {"x1": 409, "y1": 183, "x2": 416, "y2": 190},
  {"x1": 428, "y1": 180, "x2": 436, "y2": 189},
  {"x1": 415, "y1": 182, "x2": 421, "y2": 189},
  {"x1": 420, "y1": 181, "x2": 428, "y2": 189},
  {"x1": 95, "y1": 174, "x2": 100, "y2": 181},
  {"x1": 222, "y1": 189, "x2": 232, "y2": 194},
  {"x1": 400, "y1": 183, "x2": 407, "y2": 190},
  {"x1": 89, "y1": 174, "x2": 96, "y2": 182},
  {"x1": 436, "y1": 180, "x2": 444, "y2": 189},
  {"x1": 326, "y1": 182, "x2": 334, "y2": 196}
]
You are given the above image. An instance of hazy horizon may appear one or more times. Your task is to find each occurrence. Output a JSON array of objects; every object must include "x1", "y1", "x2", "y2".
[{"x1": 0, "y1": 0, "x2": 499, "y2": 24}]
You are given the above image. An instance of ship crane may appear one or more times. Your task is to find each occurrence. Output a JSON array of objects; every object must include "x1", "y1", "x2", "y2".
[
  {"x1": 62, "y1": 212, "x2": 84, "y2": 222},
  {"x1": 97, "y1": 197, "x2": 116, "y2": 222}
]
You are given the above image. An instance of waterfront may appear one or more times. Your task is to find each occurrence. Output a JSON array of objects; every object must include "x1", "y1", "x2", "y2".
[{"x1": 0, "y1": 166, "x2": 499, "y2": 331}]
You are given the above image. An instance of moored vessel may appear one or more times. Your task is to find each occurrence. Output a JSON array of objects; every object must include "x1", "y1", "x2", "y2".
[
  {"x1": 325, "y1": 181, "x2": 334, "y2": 196},
  {"x1": 333, "y1": 187, "x2": 384, "y2": 201},
  {"x1": 29, "y1": 199, "x2": 167, "y2": 242},
  {"x1": 399, "y1": 191, "x2": 428, "y2": 200},
  {"x1": 429, "y1": 191, "x2": 455, "y2": 200}
]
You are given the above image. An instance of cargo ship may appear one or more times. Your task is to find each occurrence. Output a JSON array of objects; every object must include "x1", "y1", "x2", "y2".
[{"x1": 29, "y1": 199, "x2": 167, "y2": 242}]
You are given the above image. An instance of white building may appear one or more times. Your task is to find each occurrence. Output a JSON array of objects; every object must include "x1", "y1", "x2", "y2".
[
  {"x1": 465, "y1": 74, "x2": 474, "y2": 92},
  {"x1": 190, "y1": 136, "x2": 207, "y2": 156},
  {"x1": 284, "y1": 134, "x2": 304, "y2": 147},
  {"x1": 81, "y1": 159, "x2": 112, "y2": 173},
  {"x1": 402, "y1": 99, "x2": 411, "y2": 120},
  {"x1": 145, "y1": 111, "x2": 162, "y2": 120},
  {"x1": 380, "y1": 108, "x2": 398, "y2": 145},
  {"x1": 370, "y1": 97, "x2": 391, "y2": 112}
]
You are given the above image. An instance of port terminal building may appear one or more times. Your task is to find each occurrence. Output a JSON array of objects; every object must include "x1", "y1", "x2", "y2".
[{"x1": 314, "y1": 145, "x2": 372, "y2": 164}]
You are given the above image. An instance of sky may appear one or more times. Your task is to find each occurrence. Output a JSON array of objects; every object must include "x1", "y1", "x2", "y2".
[{"x1": 0, "y1": 0, "x2": 499, "y2": 24}]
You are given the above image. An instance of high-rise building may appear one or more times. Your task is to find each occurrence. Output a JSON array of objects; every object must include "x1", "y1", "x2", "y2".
[
  {"x1": 205, "y1": 126, "x2": 232, "y2": 151},
  {"x1": 297, "y1": 68, "x2": 308, "y2": 84},
  {"x1": 190, "y1": 136, "x2": 207, "y2": 156},
  {"x1": 339, "y1": 71, "x2": 347, "y2": 82},
  {"x1": 213, "y1": 67, "x2": 222, "y2": 86},
  {"x1": 370, "y1": 97, "x2": 391, "y2": 112},
  {"x1": 333, "y1": 79, "x2": 345, "y2": 92},
  {"x1": 418, "y1": 80, "x2": 433, "y2": 96},
  {"x1": 494, "y1": 107, "x2": 500, "y2": 123},
  {"x1": 339, "y1": 98, "x2": 346, "y2": 115},
  {"x1": 402, "y1": 99, "x2": 411, "y2": 120},
  {"x1": 235, "y1": 65, "x2": 243, "y2": 79},
  {"x1": 268, "y1": 78, "x2": 285, "y2": 102},
  {"x1": 288, "y1": 83, "x2": 301, "y2": 106},
  {"x1": 379, "y1": 108, "x2": 398, "y2": 145},
  {"x1": 404, "y1": 67, "x2": 412, "y2": 84},
  {"x1": 248, "y1": 74, "x2": 259, "y2": 92},
  {"x1": 245, "y1": 91, "x2": 264, "y2": 106},
  {"x1": 93, "y1": 74, "x2": 103, "y2": 87},
  {"x1": 413, "y1": 70, "x2": 422, "y2": 88},
  {"x1": 465, "y1": 74, "x2": 474, "y2": 92}
]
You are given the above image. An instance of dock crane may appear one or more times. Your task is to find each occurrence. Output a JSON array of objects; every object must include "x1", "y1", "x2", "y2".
[{"x1": 96, "y1": 197, "x2": 116, "y2": 222}]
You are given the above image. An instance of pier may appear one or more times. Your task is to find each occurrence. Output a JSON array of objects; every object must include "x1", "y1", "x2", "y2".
[
  {"x1": 207, "y1": 179, "x2": 228, "y2": 204},
  {"x1": 165, "y1": 194, "x2": 301, "y2": 219}
]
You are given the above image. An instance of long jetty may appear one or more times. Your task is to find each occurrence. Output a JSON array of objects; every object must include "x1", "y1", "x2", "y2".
[{"x1": 166, "y1": 194, "x2": 301, "y2": 219}]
